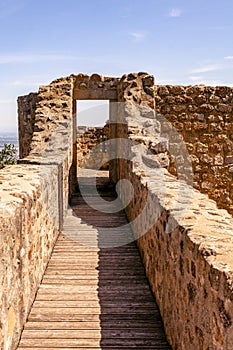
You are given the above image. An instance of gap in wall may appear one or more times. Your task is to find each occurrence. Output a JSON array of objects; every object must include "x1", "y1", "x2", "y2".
[
  {"x1": 76, "y1": 100, "x2": 110, "y2": 177},
  {"x1": 76, "y1": 100, "x2": 109, "y2": 127}
]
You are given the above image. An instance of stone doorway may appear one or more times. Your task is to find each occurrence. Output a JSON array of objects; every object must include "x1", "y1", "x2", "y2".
[{"x1": 76, "y1": 100, "x2": 110, "y2": 171}]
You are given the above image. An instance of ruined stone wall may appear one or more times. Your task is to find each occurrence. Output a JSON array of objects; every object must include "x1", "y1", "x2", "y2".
[
  {"x1": 77, "y1": 124, "x2": 109, "y2": 169},
  {"x1": 73, "y1": 73, "x2": 119, "y2": 100},
  {"x1": 18, "y1": 93, "x2": 38, "y2": 158},
  {"x1": 22, "y1": 75, "x2": 77, "y2": 212},
  {"x1": 155, "y1": 85, "x2": 233, "y2": 215},
  {"x1": 0, "y1": 75, "x2": 76, "y2": 350},
  {"x1": 116, "y1": 73, "x2": 233, "y2": 350},
  {"x1": 0, "y1": 164, "x2": 60, "y2": 350},
  {"x1": 2, "y1": 72, "x2": 233, "y2": 350},
  {"x1": 124, "y1": 167, "x2": 233, "y2": 350}
]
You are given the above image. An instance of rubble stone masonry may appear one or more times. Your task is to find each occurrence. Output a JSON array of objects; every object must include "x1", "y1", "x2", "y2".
[
  {"x1": 155, "y1": 85, "x2": 233, "y2": 216},
  {"x1": 116, "y1": 73, "x2": 233, "y2": 350},
  {"x1": 0, "y1": 72, "x2": 233, "y2": 350},
  {"x1": 77, "y1": 124, "x2": 109, "y2": 169}
]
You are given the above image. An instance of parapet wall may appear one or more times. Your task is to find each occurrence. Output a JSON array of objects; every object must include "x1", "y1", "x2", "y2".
[
  {"x1": 0, "y1": 164, "x2": 60, "y2": 349},
  {"x1": 1, "y1": 76, "x2": 76, "y2": 350},
  {"x1": 1, "y1": 72, "x2": 233, "y2": 350},
  {"x1": 155, "y1": 85, "x2": 233, "y2": 215},
  {"x1": 116, "y1": 73, "x2": 233, "y2": 350},
  {"x1": 17, "y1": 92, "x2": 38, "y2": 158},
  {"x1": 123, "y1": 165, "x2": 233, "y2": 350}
]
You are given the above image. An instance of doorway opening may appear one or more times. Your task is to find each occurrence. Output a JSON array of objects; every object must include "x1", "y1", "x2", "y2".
[{"x1": 76, "y1": 100, "x2": 110, "y2": 173}]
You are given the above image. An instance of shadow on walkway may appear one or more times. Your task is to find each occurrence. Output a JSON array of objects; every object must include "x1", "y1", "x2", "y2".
[{"x1": 17, "y1": 169, "x2": 171, "y2": 349}]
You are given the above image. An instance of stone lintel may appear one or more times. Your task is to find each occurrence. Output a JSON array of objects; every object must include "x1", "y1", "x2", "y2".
[{"x1": 73, "y1": 88, "x2": 117, "y2": 100}]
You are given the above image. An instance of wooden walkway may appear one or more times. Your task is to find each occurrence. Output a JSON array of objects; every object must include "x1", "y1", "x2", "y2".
[{"x1": 18, "y1": 170, "x2": 171, "y2": 349}]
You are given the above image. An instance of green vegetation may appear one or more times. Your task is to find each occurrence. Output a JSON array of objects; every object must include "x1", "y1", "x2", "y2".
[{"x1": 0, "y1": 144, "x2": 17, "y2": 169}]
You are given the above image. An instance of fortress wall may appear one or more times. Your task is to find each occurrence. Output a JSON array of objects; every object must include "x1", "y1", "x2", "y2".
[
  {"x1": 18, "y1": 92, "x2": 38, "y2": 158},
  {"x1": 0, "y1": 76, "x2": 76, "y2": 349},
  {"x1": 77, "y1": 124, "x2": 110, "y2": 169},
  {"x1": 2, "y1": 72, "x2": 233, "y2": 349},
  {"x1": 122, "y1": 165, "x2": 233, "y2": 350},
  {"x1": 21, "y1": 75, "x2": 76, "y2": 214},
  {"x1": 0, "y1": 164, "x2": 60, "y2": 350},
  {"x1": 117, "y1": 73, "x2": 233, "y2": 350},
  {"x1": 155, "y1": 85, "x2": 233, "y2": 215}
]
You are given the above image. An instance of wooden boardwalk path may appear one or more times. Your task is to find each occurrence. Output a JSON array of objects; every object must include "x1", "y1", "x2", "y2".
[{"x1": 18, "y1": 170, "x2": 171, "y2": 349}]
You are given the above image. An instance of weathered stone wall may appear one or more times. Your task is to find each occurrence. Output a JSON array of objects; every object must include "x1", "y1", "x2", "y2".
[
  {"x1": 2, "y1": 72, "x2": 233, "y2": 350},
  {"x1": 0, "y1": 164, "x2": 60, "y2": 350},
  {"x1": 116, "y1": 73, "x2": 233, "y2": 350},
  {"x1": 21, "y1": 75, "x2": 77, "y2": 213},
  {"x1": 155, "y1": 85, "x2": 233, "y2": 215},
  {"x1": 0, "y1": 75, "x2": 77, "y2": 349},
  {"x1": 77, "y1": 124, "x2": 109, "y2": 169},
  {"x1": 17, "y1": 93, "x2": 38, "y2": 158},
  {"x1": 123, "y1": 167, "x2": 233, "y2": 350},
  {"x1": 74, "y1": 73, "x2": 119, "y2": 100}
]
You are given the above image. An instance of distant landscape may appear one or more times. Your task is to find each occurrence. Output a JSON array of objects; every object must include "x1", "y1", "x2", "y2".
[{"x1": 0, "y1": 132, "x2": 18, "y2": 152}]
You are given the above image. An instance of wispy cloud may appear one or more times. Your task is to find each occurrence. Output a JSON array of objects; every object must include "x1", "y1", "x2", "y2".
[
  {"x1": 190, "y1": 64, "x2": 221, "y2": 74},
  {"x1": 188, "y1": 77, "x2": 226, "y2": 86},
  {"x1": 199, "y1": 79, "x2": 225, "y2": 86},
  {"x1": 10, "y1": 80, "x2": 42, "y2": 87},
  {"x1": 156, "y1": 79, "x2": 177, "y2": 84},
  {"x1": 189, "y1": 76, "x2": 203, "y2": 82},
  {"x1": 224, "y1": 56, "x2": 233, "y2": 60},
  {"x1": 129, "y1": 31, "x2": 147, "y2": 42},
  {"x1": 0, "y1": 99, "x2": 15, "y2": 104},
  {"x1": 169, "y1": 8, "x2": 182, "y2": 17},
  {"x1": 0, "y1": 54, "x2": 81, "y2": 64}
]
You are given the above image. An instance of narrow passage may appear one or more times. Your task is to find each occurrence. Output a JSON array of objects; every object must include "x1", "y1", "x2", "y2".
[{"x1": 18, "y1": 170, "x2": 171, "y2": 349}]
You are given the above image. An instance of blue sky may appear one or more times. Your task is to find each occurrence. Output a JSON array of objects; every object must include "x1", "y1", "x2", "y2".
[{"x1": 0, "y1": 0, "x2": 233, "y2": 131}]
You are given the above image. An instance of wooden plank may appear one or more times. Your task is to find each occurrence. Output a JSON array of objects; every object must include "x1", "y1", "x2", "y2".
[
  {"x1": 18, "y1": 347, "x2": 169, "y2": 350},
  {"x1": 19, "y1": 338, "x2": 170, "y2": 347},
  {"x1": 42, "y1": 276, "x2": 147, "y2": 282},
  {"x1": 24, "y1": 320, "x2": 166, "y2": 330},
  {"x1": 18, "y1": 348, "x2": 170, "y2": 350},
  {"x1": 44, "y1": 271, "x2": 145, "y2": 276},
  {"x1": 32, "y1": 300, "x2": 156, "y2": 308},
  {"x1": 21, "y1": 329, "x2": 167, "y2": 339},
  {"x1": 35, "y1": 293, "x2": 155, "y2": 302},
  {"x1": 28, "y1": 307, "x2": 159, "y2": 316},
  {"x1": 37, "y1": 286, "x2": 152, "y2": 294}
]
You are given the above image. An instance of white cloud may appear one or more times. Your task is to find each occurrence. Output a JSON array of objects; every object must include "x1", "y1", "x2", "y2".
[
  {"x1": 188, "y1": 78, "x2": 226, "y2": 86},
  {"x1": 10, "y1": 80, "x2": 41, "y2": 87},
  {"x1": 199, "y1": 80, "x2": 225, "y2": 86},
  {"x1": 169, "y1": 8, "x2": 182, "y2": 17},
  {"x1": 156, "y1": 79, "x2": 177, "y2": 84},
  {"x1": 0, "y1": 99, "x2": 15, "y2": 104},
  {"x1": 190, "y1": 64, "x2": 221, "y2": 74},
  {"x1": 129, "y1": 31, "x2": 147, "y2": 42},
  {"x1": 224, "y1": 56, "x2": 233, "y2": 60},
  {"x1": 189, "y1": 76, "x2": 203, "y2": 82}
]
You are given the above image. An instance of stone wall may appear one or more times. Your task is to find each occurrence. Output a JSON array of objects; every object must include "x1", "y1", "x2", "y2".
[
  {"x1": 20, "y1": 75, "x2": 77, "y2": 212},
  {"x1": 2, "y1": 72, "x2": 233, "y2": 350},
  {"x1": 116, "y1": 73, "x2": 233, "y2": 350},
  {"x1": 73, "y1": 73, "x2": 119, "y2": 100},
  {"x1": 0, "y1": 164, "x2": 60, "y2": 350},
  {"x1": 155, "y1": 85, "x2": 233, "y2": 215},
  {"x1": 17, "y1": 93, "x2": 38, "y2": 158},
  {"x1": 77, "y1": 124, "x2": 109, "y2": 169},
  {"x1": 0, "y1": 75, "x2": 77, "y2": 349},
  {"x1": 122, "y1": 166, "x2": 233, "y2": 350}
]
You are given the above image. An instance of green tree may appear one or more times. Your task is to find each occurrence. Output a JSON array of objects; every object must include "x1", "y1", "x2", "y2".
[{"x1": 0, "y1": 144, "x2": 17, "y2": 169}]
